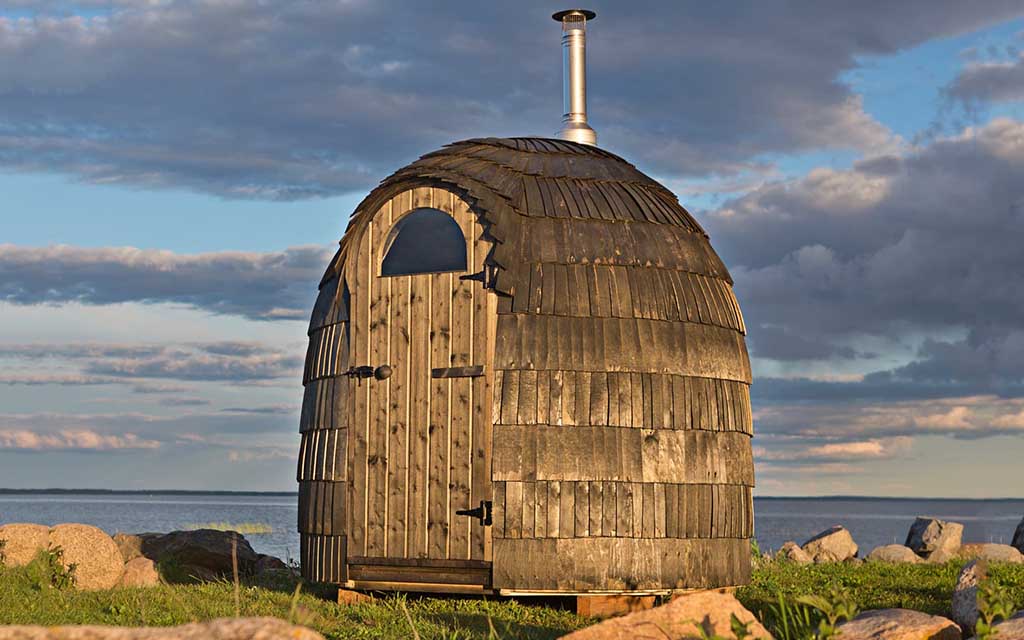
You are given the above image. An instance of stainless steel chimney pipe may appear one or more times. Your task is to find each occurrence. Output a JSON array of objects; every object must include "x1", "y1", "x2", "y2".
[{"x1": 553, "y1": 9, "x2": 597, "y2": 146}]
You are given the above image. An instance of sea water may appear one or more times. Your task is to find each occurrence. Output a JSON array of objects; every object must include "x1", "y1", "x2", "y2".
[{"x1": 1, "y1": 492, "x2": 1021, "y2": 561}]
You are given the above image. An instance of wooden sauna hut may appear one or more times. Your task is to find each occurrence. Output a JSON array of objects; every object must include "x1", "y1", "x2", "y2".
[{"x1": 297, "y1": 9, "x2": 754, "y2": 597}]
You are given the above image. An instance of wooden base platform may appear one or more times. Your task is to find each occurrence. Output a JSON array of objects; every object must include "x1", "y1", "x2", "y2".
[{"x1": 575, "y1": 594, "x2": 656, "y2": 619}]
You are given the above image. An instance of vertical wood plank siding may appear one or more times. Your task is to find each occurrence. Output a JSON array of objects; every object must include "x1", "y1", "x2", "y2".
[
  {"x1": 301, "y1": 137, "x2": 754, "y2": 592},
  {"x1": 332, "y1": 186, "x2": 493, "y2": 569}
]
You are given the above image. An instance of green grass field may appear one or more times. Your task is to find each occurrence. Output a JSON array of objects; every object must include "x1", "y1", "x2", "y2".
[{"x1": 1, "y1": 552, "x2": 1022, "y2": 639}]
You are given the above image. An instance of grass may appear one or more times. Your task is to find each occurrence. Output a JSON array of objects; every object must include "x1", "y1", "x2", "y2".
[
  {"x1": 184, "y1": 523, "x2": 273, "y2": 535},
  {"x1": 0, "y1": 553, "x2": 585, "y2": 639},
  {"x1": 1, "y1": 552, "x2": 1023, "y2": 639},
  {"x1": 737, "y1": 557, "x2": 1024, "y2": 634}
]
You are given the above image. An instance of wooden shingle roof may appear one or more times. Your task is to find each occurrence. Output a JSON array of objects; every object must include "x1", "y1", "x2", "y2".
[{"x1": 325, "y1": 137, "x2": 735, "y2": 320}]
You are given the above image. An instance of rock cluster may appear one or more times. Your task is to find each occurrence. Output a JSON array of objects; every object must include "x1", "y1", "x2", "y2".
[
  {"x1": 1014, "y1": 516, "x2": 1024, "y2": 553},
  {"x1": 0, "y1": 523, "x2": 288, "y2": 591}
]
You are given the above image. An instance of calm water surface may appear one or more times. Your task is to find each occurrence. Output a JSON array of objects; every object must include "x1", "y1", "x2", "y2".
[{"x1": 2, "y1": 493, "x2": 1021, "y2": 561}]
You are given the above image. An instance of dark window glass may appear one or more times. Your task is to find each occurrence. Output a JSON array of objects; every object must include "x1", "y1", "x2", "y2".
[{"x1": 380, "y1": 207, "x2": 467, "y2": 276}]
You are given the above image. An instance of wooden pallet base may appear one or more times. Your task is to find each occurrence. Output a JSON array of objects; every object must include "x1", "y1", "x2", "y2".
[
  {"x1": 576, "y1": 594, "x2": 656, "y2": 619},
  {"x1": 338, "y1": 588, "x2": 374, "y2": 605}
]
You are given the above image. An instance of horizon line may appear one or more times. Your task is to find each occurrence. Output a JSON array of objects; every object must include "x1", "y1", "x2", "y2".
[{"x1": 0, "y1": 488, "x2": 1020, "y2": 501}]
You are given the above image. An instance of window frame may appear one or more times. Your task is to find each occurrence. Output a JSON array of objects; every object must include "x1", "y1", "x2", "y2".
[{"x1": 378, "y1": 206, "x2": 468, "y2": 278}]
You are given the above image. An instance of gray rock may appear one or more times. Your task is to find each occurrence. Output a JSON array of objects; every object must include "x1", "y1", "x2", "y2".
[
  {"x1": 1013, "y1": 517, "x2": 1024, "y2": 553},
  {"x1": 801, "y1": 525, "x2": 858, "y2": 563},
  {"x1": 837, "y1": 609, "x2": 961, "y2": 640},
  {"x1": 0, "y1": 617, "x2": 325, "y2": 639},
  {"x1": 992, "y1": 611, "x2": 1024, "y2": 639},
  {"x1": 957, "y1": 543, "x2": 1024, "y2": 564},
  {"x1": 951, "y1": 559, "x2": 984, "y2": 632},
  {"x1": 906, "y1": 517, "x2": 964, "y2": 561},
  {"x1": 138, "y1": 529, "x2": 259, "y2": 582},
  {"x1": 776, "y1": 540, "x2": 812, "y2": 565},
  {"x1": 866, "y1": 545, "x2": 923, "y2": 564},
  {"x1": 119, "y1": 557, "x2": 161, "y2": 588},
  {"x1": 255, "y1": 554, "x2": 289, "y2": 574},
  {"x1": 112, "y1": 533, "x2": 150, "y2": 564}
]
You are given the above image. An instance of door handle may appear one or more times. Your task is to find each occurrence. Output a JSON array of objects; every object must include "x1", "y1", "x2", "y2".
[
  {"x1": 344, "y1": 365, "x2": 392, "y2": 382},
  {"x1": 455, "y1": 500, "x2": 493, "y2": 526}
]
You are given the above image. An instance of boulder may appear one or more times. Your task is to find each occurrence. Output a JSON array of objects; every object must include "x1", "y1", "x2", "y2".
[
  {"x1": 255, "y1": 554, "x2": 289, "y2": 575},
  {"x1": 905, "y1": 517, "x2": 963, "y2": 561},
  {"x1": 0, "y1": 523, "x2": 49, "y2": 567},
  {"x1": 0, "y1": 617, "x2": 324, "y2": 639},
  {"x1": 992, "y1": 611, "x2": 1024, "y2": 639},
  {"x1": 951, "y1": 559, "x2": 984, "y2": 632},
  {"x1": 801, "y1": 525, "x2": 858, "y2": 563},
  {"x1": 112, "y1": 533, "x2": 146, "y2": 563},
  {"x1": 1013, "y1": 517, "x2": 1024, "y2": 553},
  {"x1": 837, "y1": 609, "x2": 961, "y2": 640},
  {"x1": 47, "y1": 524, "x2": 124, "y2": 591},
  {"x1": 776, "y1": 540, "x2": 812, "y2": 565},
  {"x1": 138, "y1": 529, "x2": 259, "y2": 582},
  {"x1": 558, "y1": 590, "x2": 772, "y2": 640},
  {"x1": 119, "y1": 557, "x2": 161, "y2": 588},
  {"x1": 866, "y1": 545, "x2": 923, "y2": 564},
  {"x1": 957, "y1": 543, "x2": 1024, "y2": 564}
]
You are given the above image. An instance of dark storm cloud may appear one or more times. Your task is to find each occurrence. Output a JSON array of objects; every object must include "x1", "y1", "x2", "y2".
[
  {"x1": 747, "y1": 326, "x2": 862, "y2": 361},
  {"x1": 946, "y1": 54, "x2": 1024, "y2": 105},
  {"x1": 0, "y1": 244, "x2": 332, "y2": 320},
  {"x1": 1, "y1": 1, "x2": 1021, "y2": 197},
  {"x1": 708, "y1": 118, "x2": 1024, "y2": 373}
]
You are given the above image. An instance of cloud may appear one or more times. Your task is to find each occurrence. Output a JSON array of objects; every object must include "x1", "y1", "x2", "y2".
[
  {"x1": 0, "y1": 243, "x2": 330, "y2": 320},
  {"x1": 0, "y1": 428, "x2": 160, "y2": 451},
  {"x1": 946, "y1": 53, "x2": 1024, "y2": 105},
  {"x1": 159, "y1": 397, "x2": 210, "y2": 407},
  {"x1": 753, "y1": 395, "x2": 1024, "y2": 442},
  {"x1": 220, "y1": 405, "x2": 296, "y2": 415},
  {"x1": 0, "y1": 340, "x2": 302, "y2": 382},
  {"x1": 0, "y1": 2, "x2": 1020, "y2": 196},
  {"x1": 84, "y1": 347, "x2": 301, "y2": 381},
  {"x1": 708, "y1": 118, "x2": 1024, "y2": 391},
  {"x1": 755, "y1": 437, "x2": 912, "y2": 464}
]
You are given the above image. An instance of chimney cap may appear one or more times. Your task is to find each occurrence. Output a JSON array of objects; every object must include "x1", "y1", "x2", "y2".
[{"x1": 552, "y1": 9, "x2": 596, "y2": 22}]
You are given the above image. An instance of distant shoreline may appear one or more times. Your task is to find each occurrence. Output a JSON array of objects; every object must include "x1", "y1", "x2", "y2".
[
  {"x1": 0, "y1": 489, "x2": 1019, "y2": 500},
  {"x1": 0, "y1": 488, "x2": 296, "y2": 496}
]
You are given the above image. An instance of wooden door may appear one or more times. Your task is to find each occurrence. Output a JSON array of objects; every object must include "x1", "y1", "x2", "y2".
[{"x1": 345, "y1": 186, "x2": 494, "y2": 575}]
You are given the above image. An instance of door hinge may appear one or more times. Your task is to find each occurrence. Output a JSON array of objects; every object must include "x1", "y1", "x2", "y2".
[{"x1": 455, "y1": 500, "x2": 492, "y2": 526}]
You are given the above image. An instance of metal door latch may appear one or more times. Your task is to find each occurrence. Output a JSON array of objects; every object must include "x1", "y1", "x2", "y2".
[
  {"x1": 344, "y1": 365, "x2": 393, "y2": 384},
  {"x1": 455, "y1": 500, "x2": 493, "y2": 526}
]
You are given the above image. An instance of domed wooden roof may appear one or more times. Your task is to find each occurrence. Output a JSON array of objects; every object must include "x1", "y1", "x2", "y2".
[{"x1": 324, "y1": 138, "x2": 738, "y2": 328}]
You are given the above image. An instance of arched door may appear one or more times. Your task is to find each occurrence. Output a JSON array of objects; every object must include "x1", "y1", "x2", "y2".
[{"x1": 344, "y1": 186, "x2": 494, "y2": 588}]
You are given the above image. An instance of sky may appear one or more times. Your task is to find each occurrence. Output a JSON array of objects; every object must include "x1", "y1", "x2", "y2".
[{"x1": 2, "y1": 1, "x2": 1024, "y2": 496}]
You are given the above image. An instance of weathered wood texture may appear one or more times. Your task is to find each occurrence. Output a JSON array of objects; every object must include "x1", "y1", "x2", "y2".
[
  {"x1": 304, "y1": 137, "x2": 755, "y2": 592},
  {"x1": 298, "y1": 273, "x2": 350, "y2": 584},
  {"x1": 339, "y1": 186, "x2": 493, "y2": 566},
  {"x1": 490, "y1": 482, "x2": 753, "y2": 539},
  {"x1": 493, "y1": 537, "x2": 751, "y2": 591}
]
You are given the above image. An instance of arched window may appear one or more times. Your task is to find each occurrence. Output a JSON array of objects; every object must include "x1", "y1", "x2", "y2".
[{"x1": 381, "y1": 208, "x2": 467, "y2": 276}]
